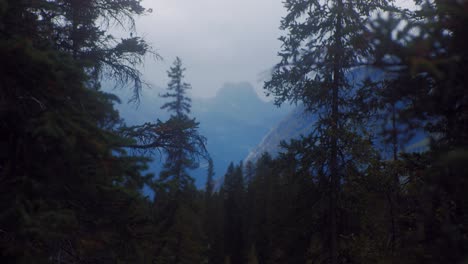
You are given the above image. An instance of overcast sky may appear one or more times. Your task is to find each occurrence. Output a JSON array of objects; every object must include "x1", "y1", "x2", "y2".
[
  {"x1": 133, "y1": 0, "x2": 416, "y2": 100},
  {"x1": 133, "y1": 0, "x2": 284, "y2": 99}
]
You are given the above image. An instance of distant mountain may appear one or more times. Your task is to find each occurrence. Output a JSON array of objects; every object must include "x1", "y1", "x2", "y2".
[
  {"x1": 245, "y1": 104, "x2": 314, "y2": 163},
  {"x1": 246, "y1": 102, "x2": 429, "y2": 165},
  {"x1": 245, "y1": 67, "x2": 429, "y2": 164},
  {"x1": 112, "y1": 82, "x2": 291, "y2": 186}
]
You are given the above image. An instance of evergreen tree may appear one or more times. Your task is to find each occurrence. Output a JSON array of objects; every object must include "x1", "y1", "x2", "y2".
[
  {"x1": 222, "y1": 162, "x2": 245, "y2": 263},
  {"x1": 50, "y1": 0, "x2": 153, "y2": 96},
  {"x1": 369, "y1": 1, "x2": 468, "y2": 262},
  {"x1": 156, "y1": 57, "x2": 206, "y2": 193},
  {"x1": 205, "y1": 158, "x2": 215, "y2": 198},
  {"x1": 244, "y1": 160, "x2": 255, "y2": 185},
  {"x1": 206, "y1": 187, "x2": 226, "y2": 264},
  {"x1": 152, "y1": 57, "x2": 207, "y2": 264},
  {"x1": 265, "y1": 0, "x2": 392, "y2": 262},
  {"x1": 0, "y1": 0, "x2": 157, "y2": 262},
  {"x1": 161, "y1": 57, "x2": 192, "y2": 118},
  {"x1": 204, "y1": 158, "x2": 216, "y2": 262}
]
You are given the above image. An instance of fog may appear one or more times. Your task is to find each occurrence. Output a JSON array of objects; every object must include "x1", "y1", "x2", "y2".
[
  {"x1": 135, "y1": 0, "x2": 285, "y2": 99},
  {"x1": 133, "y1": 0, "x2": 416, "y2": 100}
]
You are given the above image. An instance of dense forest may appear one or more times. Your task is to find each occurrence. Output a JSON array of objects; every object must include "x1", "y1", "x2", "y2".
[{"x1": 0, "y1": 0, "x2": 467, "y2": 263}]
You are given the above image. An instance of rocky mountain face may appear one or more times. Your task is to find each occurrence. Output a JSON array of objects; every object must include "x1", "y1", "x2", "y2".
[
  {"x1": 245, "y1": 104, "x2": 315, "y2": 163},
  {"x1": 245, "y1": 67, "x2": 429, "y2": 164},
  {"x1": 192, "y1": 82, "x2": 291, "y2": 183},
  {"x1": 245, "y1": 103, "x2": 429, "y2": 165}
]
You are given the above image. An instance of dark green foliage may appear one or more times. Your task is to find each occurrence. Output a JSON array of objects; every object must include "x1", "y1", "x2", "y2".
[
  {"x1": 265, "y1": 0, "x2": 394, "y2": 262},
  {"x1": 205, "y1": 158, "x2": 215, "y2": 198},
  {"x1": 0, "y1": 0, "x2": 156, "y2": 263},
  {"x1": 155, "y1": 57, "x2": 207, "y2": 194},
  {"x1": 151, "y1": 57, "x2": 208, "y2": 264},
  {"x1": 152, "y1": 189, "x2": 205, "y2": 264},
  {"x1": 0, "y1": 31, "x2": 153, "y2": 264},
  {"x1": 367, "y1": 1, "x2": 468, "y2": 262},
  {"x1": 203, "y1": 158, "x2": 217, "y2": 262},
  {"x1": 222, "y1": 163, "x2": 245, "y2": 263},
  {"x1": 161, "y1": 57, "x2": 192, "y2": 118},
  {"x1": 201, "y1": 1, "x2": 467, "y2": 264},
  {"x1": 206, "y1": 189, "x2": 226, "y2": 264}
]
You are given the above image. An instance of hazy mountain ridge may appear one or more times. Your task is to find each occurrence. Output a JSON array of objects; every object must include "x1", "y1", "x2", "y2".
[
  {"x1": 113, "y1": 82, "x2": 291, "y2": 185},
  {"x1": 245, "y1": 67, "x2": 429, "y2": 163},
  {"x1": 245, "y1": 104, "x2": 315, "y2": 163}
]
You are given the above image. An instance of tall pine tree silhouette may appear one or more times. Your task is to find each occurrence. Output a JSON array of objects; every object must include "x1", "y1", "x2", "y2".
[
  {"x1": 157, "y1": 57, "x2": 206, "y2": 192},
  {"x1": 152, "y1": 57, "x2": 207, "y2": 264},
  {"x1": 265, "y1": 0, "x2": 392, "y2": 262}
]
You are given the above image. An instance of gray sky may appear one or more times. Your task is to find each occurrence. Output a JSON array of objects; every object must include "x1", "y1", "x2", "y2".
[
  {"x1": 135, "y1": 0, "x2": 285, "y2": 99},
  {"x1": 134, "y1": 0, "x2": 416, "y2": 99}
]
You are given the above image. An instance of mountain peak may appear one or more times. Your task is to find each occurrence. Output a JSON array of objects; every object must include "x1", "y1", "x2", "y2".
[{"x1": 216, "y1": 82, "x2": 260, "y2": 102}]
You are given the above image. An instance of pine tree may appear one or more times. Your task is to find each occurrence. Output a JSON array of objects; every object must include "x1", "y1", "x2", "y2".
[
  {"x1": 152, "y1": 57, "x2": 207, "y2": 264},
  {"x1": 0, "y1": 0, "x2": 157, "y2": 262},
  {"x1": 203, "y1": 158, "x2": 217, "y2": 263},
  {"x1": 161, "y1": 57, "x2": 192, "y2": 118},
  {"x1": 369, "y1": 1, "x2": 468, "y2": 262},
  {"x1": 51, "y1": 0, "x2": 153, "y2": 96},
  {"x1": 222, "y1": 162, "x2": 245, "y2": 263},
  {"x1": 244, "y1": 160, "x2": 255, "y2": 185},
  {"x1": 157, "y1": 57, "x2": 206, "y2": 193},
  {"x1": 206, "y1": 158, "x2": 215, "y2": 198},
  {"x1": 265, "y1": 0, "x2": 392, "y2": 262},
  {"x1": 206, "y1": 188, "x2": 226, "y2": 264}
]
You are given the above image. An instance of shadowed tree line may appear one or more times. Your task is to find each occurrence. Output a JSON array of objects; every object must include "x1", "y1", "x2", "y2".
[
  {"x1": 205, "y1": 0, "x2": 468, "y2": 263},
  {"x1": 0, "y1": 0, "x2": 207, "y2": 263}
]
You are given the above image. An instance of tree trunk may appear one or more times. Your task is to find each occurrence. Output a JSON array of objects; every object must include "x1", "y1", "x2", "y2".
[{"x1": 330, "y1": 1, "x2": 344, "y2": 263}]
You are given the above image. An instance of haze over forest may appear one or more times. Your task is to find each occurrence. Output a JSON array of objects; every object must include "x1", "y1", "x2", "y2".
[{"x1": 1, "y1": 0, "x2": 467, "y2": 263}]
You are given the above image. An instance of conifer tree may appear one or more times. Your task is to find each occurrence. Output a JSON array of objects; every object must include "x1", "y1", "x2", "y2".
[
  {"x1": 203, "y1": 158, "x2": 217, "y2": 263},
  {"x1": 0, "y1": 0, "x2": 157, "y2": 262},
  {"x1": 369, "y1": 1, "x2": 468, "y2": 262},
  {"x1": 152, "y1": 57, "x2": 207, "y2": 264},
  {"x1": 157, "y1": 57, "x2": 206, "y2": 193},
  {"x1": 265, "y1": 0, "x2": 392, "y2": 262},
  {"x1": 51, "y1": 0, "x2": 153, "y2": 96},
  {"x1": 205, "y1": 158, "x2": 215, "y2": 198},
  {"x1": 222, "y1": 162, "x2": 245, "y2": 263},
  {"x1": 161, "y1": 57, "x2": 192, "y2": 118}
]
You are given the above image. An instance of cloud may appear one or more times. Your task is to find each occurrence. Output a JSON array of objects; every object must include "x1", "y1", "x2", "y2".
[
  {"x1": 135, "y1": 0, "x2": 285, "y2": 99},
  {"x1": 133, "y1": 0, "x2": 416, "y2": 100}
]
